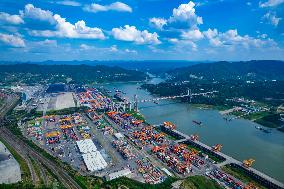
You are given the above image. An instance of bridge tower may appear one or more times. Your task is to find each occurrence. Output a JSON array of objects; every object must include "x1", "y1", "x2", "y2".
[
  {"x1": 189, "y1": 89, "x2": 192, "y2": 103},
  {"x1": 133, "y1": 94, "x2": 138, "y2": 112}
]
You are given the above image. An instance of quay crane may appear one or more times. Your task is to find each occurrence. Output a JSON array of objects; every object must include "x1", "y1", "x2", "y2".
[
  {"x1": 243, "y1": 159, "x2": 255, "y2": 168},
  {"x1": 190, "y1": 134, "x2": 199, "y2": 141},
  {"x1": 212, "y1": 144, "x2": 222, "y2": 152}
]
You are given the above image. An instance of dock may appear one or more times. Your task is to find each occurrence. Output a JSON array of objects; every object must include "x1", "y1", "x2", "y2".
[{"x1": 160, "y1": 125, "x2": 284, "y2": 189}]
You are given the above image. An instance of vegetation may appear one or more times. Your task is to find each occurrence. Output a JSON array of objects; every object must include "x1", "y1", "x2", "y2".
[
  {"x1": 221, "y1": 165, "x2": 267, "y2": 189},
  {"x1": 45, "y1": 106, "x2": 90, "y2": 116},
  {"x1": 186, "y1": 143, "x2": 224, "y2": 163},
  {"x1": 101, "y1": 176, "x2": 177, "y2": 189},
  {"x1": 0, "y1": 64, "x2": 147, "y2": 86},
  {"x1": 168, "y1": 60, "x2": 284, "y2": 81},
  {"x1": 142, "y1": 61, "x2": 284, "y2": 129},
  {"x1": 180, "y1": 175, "x2": 223, "y2": 189},
  {"x1": 254, "y1": 113, "x2": 284, "y2": 128},
  {"x1": 126, "y1": 109, "x2": 146, "y2": 121}
]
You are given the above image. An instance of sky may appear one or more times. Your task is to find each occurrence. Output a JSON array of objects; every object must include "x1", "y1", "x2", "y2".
[{"x1": 0, "y1": 0, "x2": 283, "y2": 61}]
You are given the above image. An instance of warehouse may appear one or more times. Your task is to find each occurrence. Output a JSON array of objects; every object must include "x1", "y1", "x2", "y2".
[
  {"x1": 76, "y1": 139, "x2": 97, "y2": 153},
  {"x1": 106, "y1": 168, "x2": 132, "y2": 181},
  {"x1": 76, "y1": 139, "x2": 107, "y2": 172},
  {"x1": 82, "y1": 151, "x2": 107, "y2": 172}
]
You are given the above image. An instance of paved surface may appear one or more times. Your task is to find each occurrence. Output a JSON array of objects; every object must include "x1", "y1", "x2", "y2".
[
  {"x1": 0, "y1": 141, "x2": 21, "y2": 184},
  {"x1": 0, "y1": 127, "x2": 81, "y2": 189}
]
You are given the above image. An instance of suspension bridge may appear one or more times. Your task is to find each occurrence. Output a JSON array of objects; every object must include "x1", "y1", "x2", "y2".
[{"x1": 110, "y1": 89, "x2": 218, "y2": 112}]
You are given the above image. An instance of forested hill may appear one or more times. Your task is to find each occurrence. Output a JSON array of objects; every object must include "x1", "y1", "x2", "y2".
[
  {"x1": 0, "y1": 64, "x2": 147, "y2": 85},
  {"x1": 168, "y1": 60, "x2": 284, "y2": 81}
]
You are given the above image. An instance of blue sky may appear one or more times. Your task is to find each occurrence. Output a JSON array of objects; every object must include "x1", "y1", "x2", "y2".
[{"x1": 0, "y1": 0, "x2": 283, "y2": 61}]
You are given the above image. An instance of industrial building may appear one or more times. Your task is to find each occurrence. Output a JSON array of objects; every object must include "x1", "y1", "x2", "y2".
[
  {"x1": 76, "y1": 139, "x2": 107, "y2": 172},
  {"x1": 106, "y1": 168, "x2": 132, "y2": 181}
]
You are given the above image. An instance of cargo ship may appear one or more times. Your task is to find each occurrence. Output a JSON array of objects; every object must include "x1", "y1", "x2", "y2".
[
  {"x1": 255, "y1": 126, "x2": 271, "y2": 133},
  {"x1": 192, "y1": 120, "x2": 202, "y2": 125}
]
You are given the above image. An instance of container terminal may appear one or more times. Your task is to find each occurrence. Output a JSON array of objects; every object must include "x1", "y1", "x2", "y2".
[{"x1": 12, "y1": 86, "x2": 284, "y2": 189}]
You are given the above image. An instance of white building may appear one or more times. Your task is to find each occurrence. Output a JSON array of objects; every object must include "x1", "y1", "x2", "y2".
[
  {"x1": 106, "y1": 168, "x2": 132, "y2": 181},
  {"x1": 76, "y1": 139, "x2": 107, "y2": 172},
  {"x1": 82, "y1": 151, "x2": 107, "y2": 172},
  {"x1": 76, "y1": 139, "x2": 97, "y2": 154}
]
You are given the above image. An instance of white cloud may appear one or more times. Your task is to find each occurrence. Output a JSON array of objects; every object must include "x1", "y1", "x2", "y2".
[
  {"x1": 262, "y1": 12, "x2": 282, "y2": 26},
  {"x1": 169, "y1": 1, "x2": 203, "y2": 28},
  {"x1": 203, "y1": 28, "x2": 276, "y2": 48},
  {"x1": 125, "y1": 49, "x2": 137, "y2": 53},
  {"x1": 203, "y1": 28, "x2": 222, "y2": 46},
  {"x1": 23, "y1": 4, "x2": 105, "y2": 39},
  {"x1": 0, "y1": 33, "x2": 25, "y2": 47},
  {"x1": 56, "y1": 1, "x2": 81, "y2": 7},
  {"x1": 149, "y1": 17, "x2": 167, "y2": 29},
  {"x1": 111, "y1": 25, "x2": 161, "y2": 45},
  {"x1": 0, "y1": 12, "x2": 24, "y2": 25},
  {"x1": 110, "y1": 45, "x2": 118, "y2": 52},
  {"x1": 80, "y1": 44, "x2": 93, "y2": 50},
  {"x1": 20, "y1": 4, "x2": 55, "y2": 24},
  {"x1": 169, "y1": 38, "x2": 198, "y2": 51},
  {"x1": 84, "y1": 2, "x2": 132, "y2": 13},
  {"x1": 259, "y1": 0, "x2": 284, "y2": 7},
  {"x1": 181, "y1": 29, "x2": 204, "y2": 40}
]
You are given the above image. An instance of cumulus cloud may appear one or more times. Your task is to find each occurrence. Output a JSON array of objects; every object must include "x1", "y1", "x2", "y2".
[
  {"x1": 22, "y1": 4, "x2": 105, "y2": 39},
  {"x1": 203, "y1": 28, "x2": 276, "y2": 48},
  {"x1": 262, "y1": 12, "x2": 282, "y2": 26},
  {"x1": 20, "y1": 4, "x2": 55, "y2": 24},
  {"x1": 181, "y1": 29, "x2": 204, "y2": 40},
  {"x1": 148, "y1": 1, "x2": 202, "y2": 31},
  {"x1": 149, "y1": 18, "x2": 167, "y2": 29},
  {"x1": 84, "y1": 2, "x2": 132, "y2": 13},
  {"x1": 169, "y1": 1, "x2": 203, "y2": 29},
  {"x1": 0, "y1": 33, "x2": 25, "y2": 47},
  {"x1": 259, "y1": 0, "x2": 284, "y2": 7},
  {"x1": 168, "y1": 37, "x2": 198, "y2": 51},
  {"x1": 56, "y1": 1, "x2": 81, "y2": 7},
  {"x1": 0, "y1": 12, "x2": 24, "y2": 25},
  {"x1": 125, "y1": 49, "x2": 137, "y2": 53},
  {"x1": 111, "y1": 25, "x2": 161, "y2": 45}
]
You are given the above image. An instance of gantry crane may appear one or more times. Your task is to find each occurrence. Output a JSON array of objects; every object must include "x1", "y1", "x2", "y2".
[
  {"x1": 243, "y1": 159, "x2": 255, "y2": 168},
  {"x1": 212, "y1": 144, "x2": 222, "y2": 152}
]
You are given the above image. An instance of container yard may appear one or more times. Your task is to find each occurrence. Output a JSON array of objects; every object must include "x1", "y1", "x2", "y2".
[{"x1": 22, "y1": 86, "x2": 284, "y2": 188}]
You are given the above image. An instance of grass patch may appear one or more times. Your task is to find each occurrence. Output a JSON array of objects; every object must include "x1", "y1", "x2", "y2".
[
  {"x1": 187, "y1": 143, "x2": 224, "y2": 163},
  {"x1": 126, "y1": 109, "x2": 146, "y2": 122},
  {"x1": 254, "y1": 112, "x2": 283, "y2": 128},
  {"x1": 180, "y1": 175, "x2": 223, "y2": 189},
  {"x1": 221, "y1": 165, "x2": 267, "y2": 189},
  {"x1": 102, "y1": 176, "x2": 177, "y2": 189}
]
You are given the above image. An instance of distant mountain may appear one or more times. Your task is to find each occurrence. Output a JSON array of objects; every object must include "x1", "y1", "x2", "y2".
[
  {"x1": 0, "y1": 64, "x2": 147, "y2": 85},
  {"x1": 0, "y1": 60, "x2": 205, "y2": 73},
  {"x1": 168, "y1": 60, "x2": 284, "y2": 81}
]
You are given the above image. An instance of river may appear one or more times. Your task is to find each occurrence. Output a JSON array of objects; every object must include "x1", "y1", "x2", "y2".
[{"x1": 97, "y1": 78, "x2": 284, "y2": 183}]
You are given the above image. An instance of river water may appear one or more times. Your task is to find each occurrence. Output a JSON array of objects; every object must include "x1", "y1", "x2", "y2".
[{"x1": 98, "y1": 79, "x2": 284, "y2": 183}]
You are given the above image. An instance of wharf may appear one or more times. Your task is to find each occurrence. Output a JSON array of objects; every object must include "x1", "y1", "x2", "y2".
[{"x1": 161, "y1": 126, "x2": 284, "y2": 189}]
